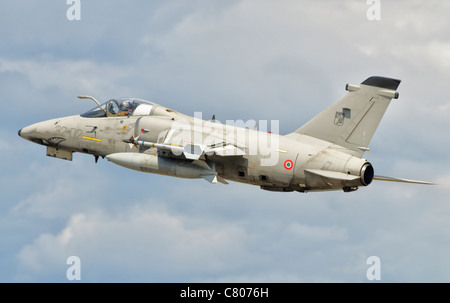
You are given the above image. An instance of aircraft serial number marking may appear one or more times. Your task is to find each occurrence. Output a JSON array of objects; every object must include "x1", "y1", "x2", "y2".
[{"x1": 55, "y1": 125, "x2": 82, "y2": 138}]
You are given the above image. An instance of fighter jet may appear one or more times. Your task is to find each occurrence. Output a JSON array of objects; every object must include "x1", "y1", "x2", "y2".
[{"x1": 18, "y1": 76, "x2": 432, "y2": 192}]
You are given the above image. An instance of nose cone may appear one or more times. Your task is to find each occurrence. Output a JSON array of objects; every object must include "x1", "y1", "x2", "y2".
[
  {"x1": 18, "y1": 121, "x2": 52, "y2": 146},
  {"x1": 19, "y1": 116, "x2": 76, "y2": 146},
  {"x1": 18, "y1": 124, "x2": 37, "y2": 141}
]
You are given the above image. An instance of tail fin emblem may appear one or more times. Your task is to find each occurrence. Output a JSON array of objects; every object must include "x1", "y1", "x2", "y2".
[{"x1": 334, "y1": 111, "x2": 344, "y2": 126}]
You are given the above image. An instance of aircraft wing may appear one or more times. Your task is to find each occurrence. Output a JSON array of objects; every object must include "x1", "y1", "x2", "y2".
[
  {"x1": 204, "y1": 143, "x2": 246, "y2": 157},
  {"x1": 126, "y1": 127, "x2": 246, "y2": 161},
  {"x1": 123, "y1": 126, "x2": 243, "y2": 184},
  {"x1": 160, "y1": 127, "x2": 246, "y2": 160}
]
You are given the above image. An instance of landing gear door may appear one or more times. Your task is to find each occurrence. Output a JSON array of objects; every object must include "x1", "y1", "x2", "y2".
[{"x1": 46, "y1": 146, "x2": 73, "y2": 161}]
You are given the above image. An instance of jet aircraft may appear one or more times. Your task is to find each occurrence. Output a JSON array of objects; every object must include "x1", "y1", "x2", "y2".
[{"x1": 18, "y1": 76, "x2": 432, "y2": 192}]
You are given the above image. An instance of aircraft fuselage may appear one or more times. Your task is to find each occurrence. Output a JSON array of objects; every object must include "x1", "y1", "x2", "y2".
[
  {"x1": 22, "y1": 77, "x2": 418, "y2": 193},
  {"x1": 19, "y1": 103, "x2": 372, "y2": 193}
]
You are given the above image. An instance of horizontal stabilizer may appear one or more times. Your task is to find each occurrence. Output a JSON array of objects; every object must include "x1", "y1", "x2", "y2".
[
  {"x1": 373, "y1": 175, "x2": 434, "y2": 185},
  {"x1": 305, "y1": 169, "x2": 360, "y2": 181}
]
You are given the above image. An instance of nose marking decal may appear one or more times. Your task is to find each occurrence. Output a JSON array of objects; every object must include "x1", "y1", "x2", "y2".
[{"x1": 82, "y1": 136, "x2": 101, "y2": 142}]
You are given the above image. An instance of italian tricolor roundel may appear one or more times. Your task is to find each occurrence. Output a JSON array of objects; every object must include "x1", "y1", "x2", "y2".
[{"x1": 284, "y1": 160, "x2": 293, "y2": 170}]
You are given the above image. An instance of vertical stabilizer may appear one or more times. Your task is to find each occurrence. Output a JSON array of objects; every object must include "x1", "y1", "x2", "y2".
[{"x1": 287, "y1": 76, "x2": 401, "y2": 157}]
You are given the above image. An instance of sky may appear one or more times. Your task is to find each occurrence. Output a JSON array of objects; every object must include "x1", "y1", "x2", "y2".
[{"x1": 1, "y1": 0, "x2": 450, "y2": 282}]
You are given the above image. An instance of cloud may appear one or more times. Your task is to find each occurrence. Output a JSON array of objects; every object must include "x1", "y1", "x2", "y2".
[
  {"x1": 15, "y1": 204, "x2": 249, "y2": 282},
  {"x1": 11, "y1": 172, "x2": 450, "y2": 282},
  {"x1": 12, "y1": 157, "x2": 111, "y2": 220},
  {"x1": 286, "y1": 222, "x2": 348, "y2": 242},
  {"x1": 0, "y1": 57, "x2": 134, "y2": 99}
]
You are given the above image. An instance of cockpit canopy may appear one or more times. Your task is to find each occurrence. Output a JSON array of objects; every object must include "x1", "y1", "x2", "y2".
[{"x1": 80, "y1": 98, "x2": 156, "y2": 118}]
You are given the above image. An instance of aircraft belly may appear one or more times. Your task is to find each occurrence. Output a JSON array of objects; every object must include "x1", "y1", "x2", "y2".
[
  {"x1": 258, "y1": 154, "x2": 296, "y2": 186},
  {"x1": 222, "y1": 152, "x2": 298, "y2": 187}
]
